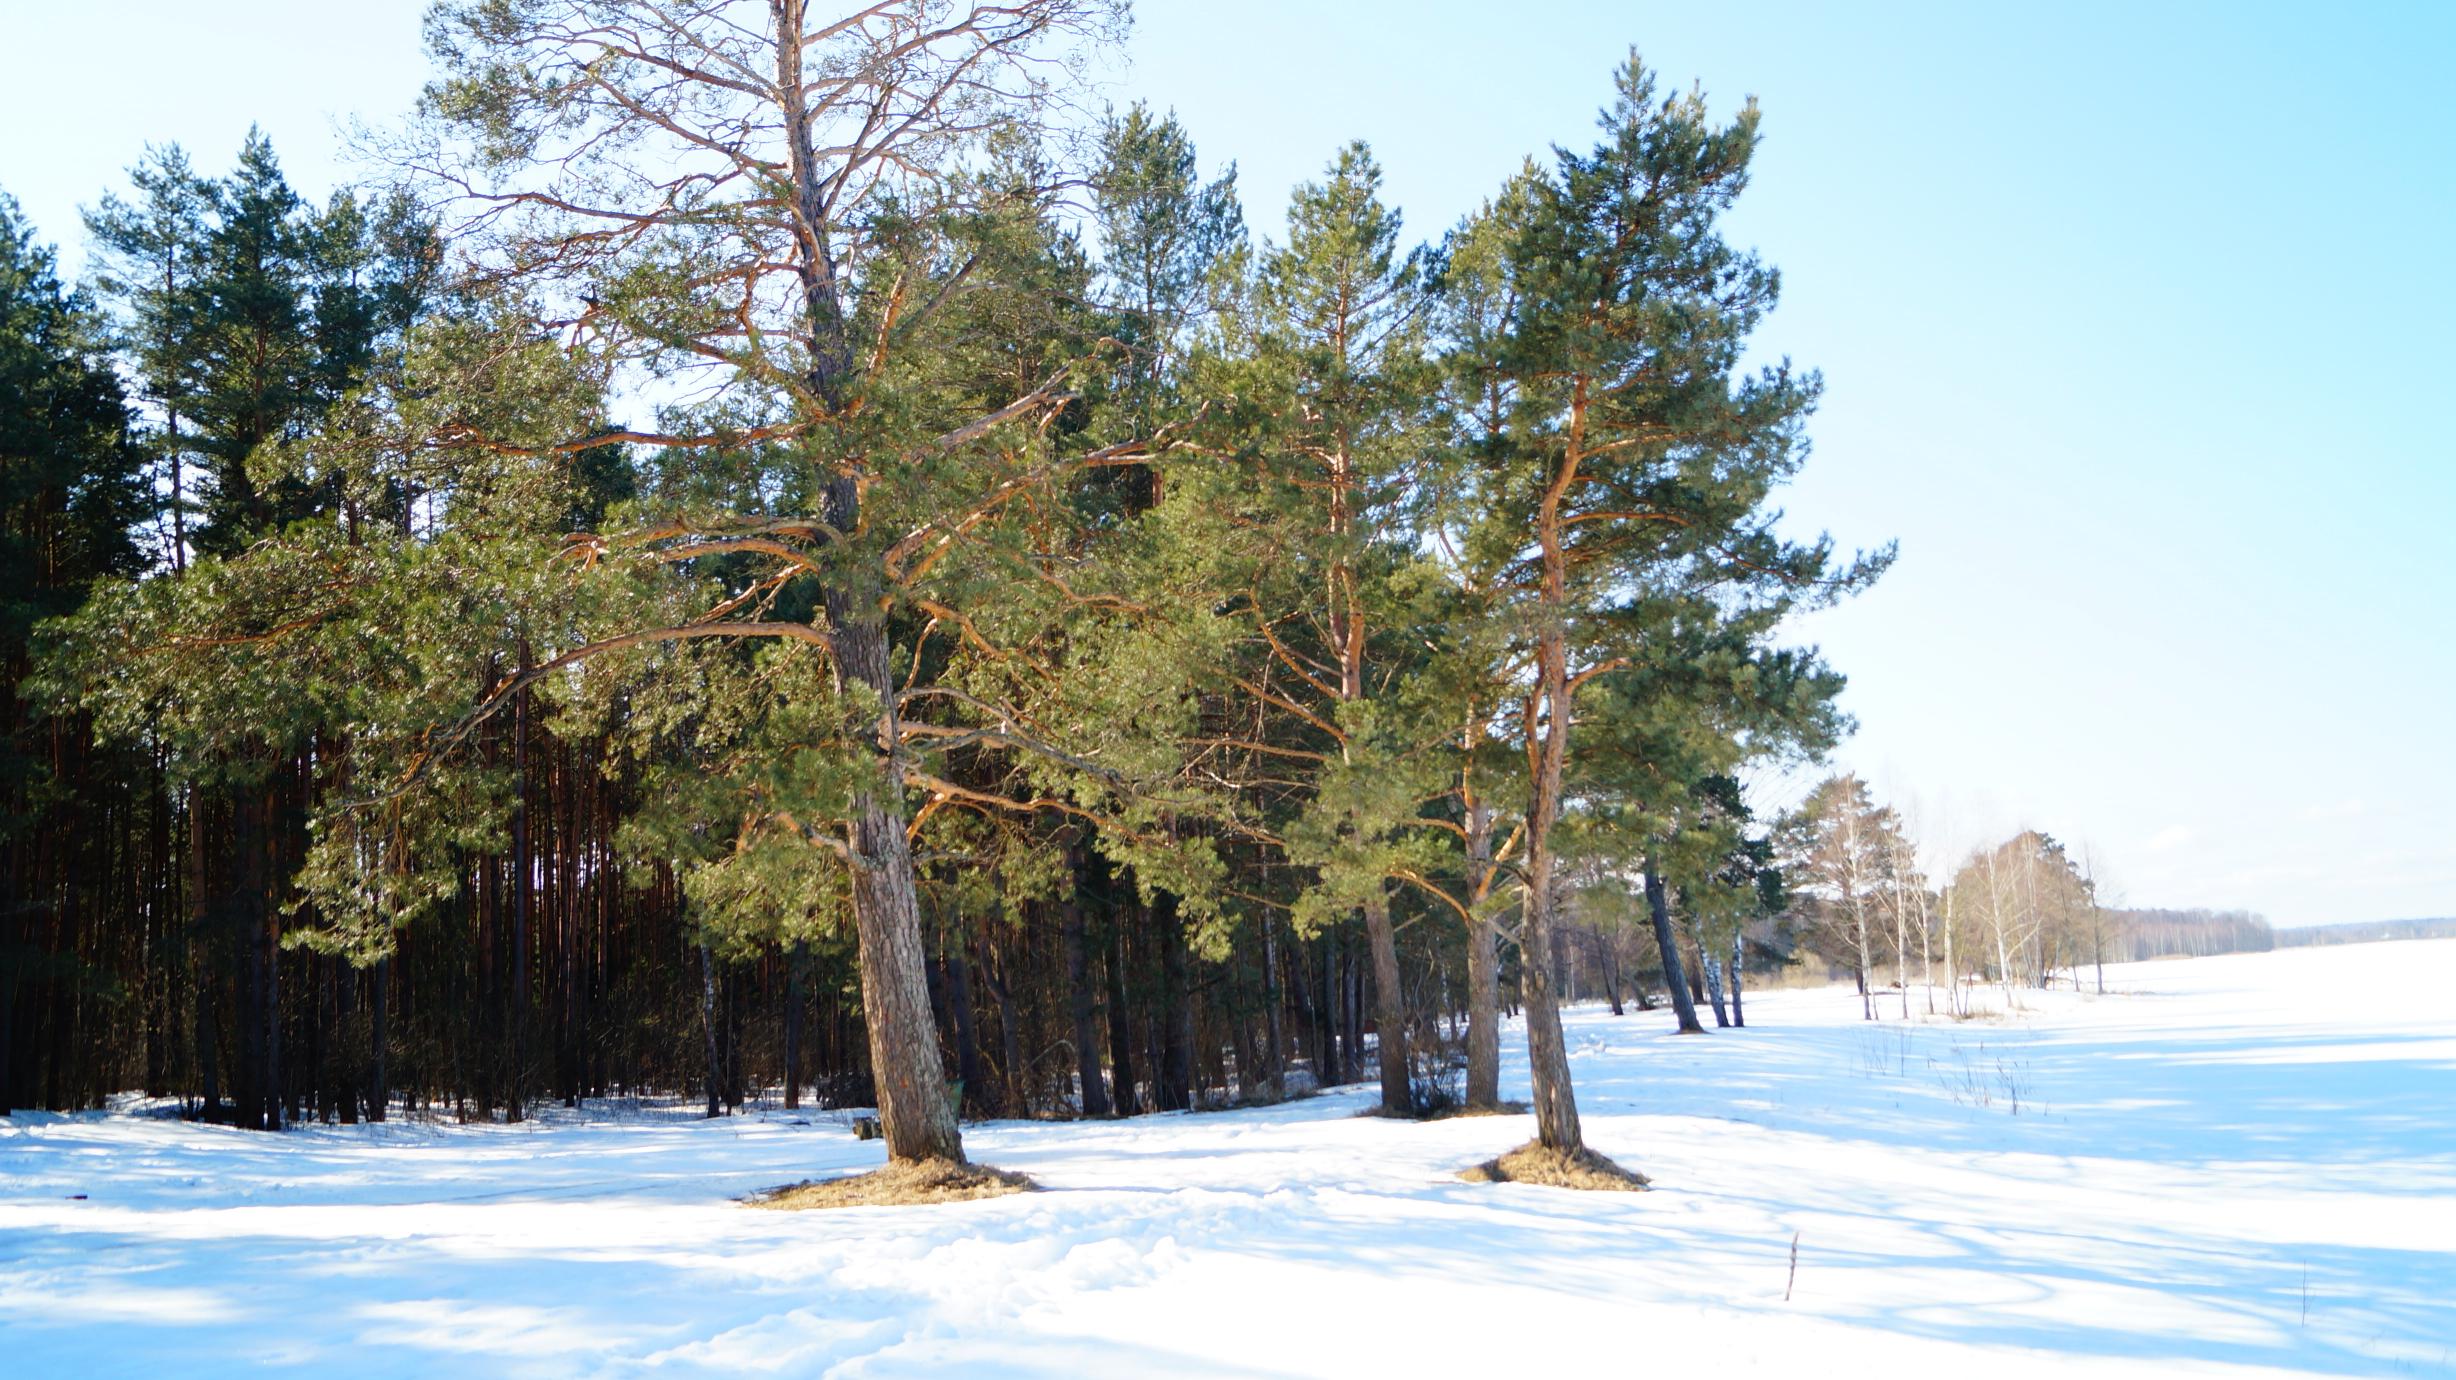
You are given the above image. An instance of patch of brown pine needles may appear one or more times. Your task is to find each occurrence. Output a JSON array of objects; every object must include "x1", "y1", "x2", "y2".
[
  {"x1": 1458, "y1": 1140, "x2": 1650, "y2": 1191},
  {"x1": 747, "y1": 1158, "x2": 1036, "y2": 1210}
]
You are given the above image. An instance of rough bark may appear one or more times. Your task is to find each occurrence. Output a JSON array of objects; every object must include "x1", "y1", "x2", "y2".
[
  {"x1": 1258, "y1": 911, "x2": 1285, "y2": 1097},
  {"x1": 980, "y1": 936, "x2": 1023, "y2": 1113},
  {"x1": 943, "y1": 941, "x2": 989, "y2": 1116},
  {"x1": 1059, "y1": 886, "x2": 1109, "y2": 1116},
  {"x1": 778, "y1": 1, "x2": 963, "y2": 1167},
  {"x1": 1643, "y1": 867, "x2": 1706, "y2": 1035},
  {"x1": 1154, "y1": 891, "x2": 1193, "y2": 1111},
  {"x1": 698, "y1": 940, "x2": 720, "y2": 1119},
  {"x1": 1360, "y1": 886, "x2": 1411, "y2": 1114},
  {"x1": 1103, "y1": 922, "x2": 1137, "y2": 1114},
  {"x1": 783, "y1": 941, "x2": 805, "y2": 1111},
  {"x1": 844, "y1": 787, "x2": 963, "y2": 1160},
  {"x1": 368, "y1": 954, "x2": 387, "y2": 1121},
  {"x1": 1464, "y1": 914, "x2": 1501, "y2": 1108},
  {"x1": 1519, "y1": 868, "x2": 1580, "y2": 1151},
  {"x1": 1461, "y1": 793, "x2": 1503, "y2": 1108}
]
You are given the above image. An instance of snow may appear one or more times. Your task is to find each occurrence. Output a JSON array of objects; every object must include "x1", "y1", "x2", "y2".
[{"x1": 6, "y1": 941, "x2": 2454, "y2": 1378}]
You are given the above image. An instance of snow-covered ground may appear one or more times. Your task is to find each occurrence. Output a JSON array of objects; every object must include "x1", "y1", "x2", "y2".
[{"x1": 5, "y1": 941, "x2": 2453, "y2": 1378}]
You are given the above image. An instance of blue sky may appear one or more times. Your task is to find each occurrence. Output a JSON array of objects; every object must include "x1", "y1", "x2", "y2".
[{"x1": 6, "y1": 2, "x2": 2449, "y2": 925}]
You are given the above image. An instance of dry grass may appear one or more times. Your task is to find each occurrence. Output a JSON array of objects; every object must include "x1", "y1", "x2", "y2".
[
  {"x1": 1429, "y1": 1099, "x2": 1529, "y2": 1121},
  {"x1": 1356, "y1": 1098, "x2": 1529, "y2": 1122},
  {"x1": 1458, "y1": 1139, "x2": 1650, "y2": 1191},
  {"x1": 747, "y1": 1158, "x2": 1036, "y2": 1210}
]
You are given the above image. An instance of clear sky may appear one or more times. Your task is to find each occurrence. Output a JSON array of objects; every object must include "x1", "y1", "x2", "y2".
[{"x1": 5, "y1": 2, "x2": 2449, "y2": 925}]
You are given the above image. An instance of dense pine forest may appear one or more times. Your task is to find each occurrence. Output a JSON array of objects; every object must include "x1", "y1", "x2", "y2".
[{"x1": 0, "y1": 2, "x2": 2251, "y2": 1165}]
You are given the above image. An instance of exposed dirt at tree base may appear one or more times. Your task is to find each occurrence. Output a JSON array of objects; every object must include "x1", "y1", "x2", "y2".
[
  {"x1": 1458, "y1": 1140, "x2": 1649, "y2": 1191},
  {"x1": 748, "y1": 1158, "x2": 1036, "y2": 1209}
]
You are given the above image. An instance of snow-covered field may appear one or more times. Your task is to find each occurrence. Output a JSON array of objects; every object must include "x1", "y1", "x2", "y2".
[{"x1": 5, "y1": 941, "x2": 2453, "y2": 1378}]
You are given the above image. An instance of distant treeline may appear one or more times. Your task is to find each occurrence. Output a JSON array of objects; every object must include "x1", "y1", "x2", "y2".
[
  {"x1": 2275, "y1": 917, "x2": 2456, "y2": 948},
  {"x1": 2107, "y1": 908, "x2": 2274, "y2": 961}
]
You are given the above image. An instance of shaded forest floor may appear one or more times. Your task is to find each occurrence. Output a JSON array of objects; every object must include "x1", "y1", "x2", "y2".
[{"x1": 5, "y1": 941, "x2": 2454, "y2": 1377}]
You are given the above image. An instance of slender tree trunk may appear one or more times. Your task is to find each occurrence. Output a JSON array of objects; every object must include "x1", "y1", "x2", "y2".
[
  {"x1": 1360, "y1": 886, "x2": 1410, "y2": 1114},
  {"x1": 981, "y1": 936, "x2": 1023, "y2": 1114},
  {"x1": 1856, "y1": 896, "x2": 1876, "y2": 1021},
  {"x1": 943, "y1": 940, "x2": 988, "y2": 1116},
  {"x1": 1920, "y1": 890, "x2": 1936, "y2": 1017},
  {"x1": 367, "y1": 954, "x2": 388, "y2": 1122},
  {"x1": 1519, "y1": 868, "x2": 1580, "y2": 1151},
  {"x1": 1322, "y1": 931, "x2": 1347, "y2": 1086},
  {"x1": 1519, "y1": 616, "x2": 1582, "y2": 1150},
  {"x1": 1259, "y1": 911, "x2": 1285, "y2": 1097},
  {"x1": 698, "y1": 940, "x2": 720, "y2": 1119},
  {"x1": 1942, "y1": 888, "x2": 1959, "y2": 1017},
  {"x1": 1643, "y1": 867, "x2": 1705, "y2": 1035},
  {"x1": 783, "y1": 941, "x2": 805, "y2": 1110},
  {"x1": 1153, "y1": 892, "x2": 1192, "y2": 1111},
  {"x1": 1103, "y1": 921, "x2": 1137, "y2": 1115},
  {"x1": 1059, "y1": 886, "x2": 1109, "y2": 1116},
  {"x1": 1460, "y1": 760, "x2": 1503, "y2": 1110},
  {"x1": 1463, "y1": 914, "x2": 1501, "y2": 1109},
  {"x1": 508, "y1": 660, "x2": 530, "y2": 1121},
  {"x1": 1729, "y1": 931, "x2": 1746, "y2": 1028},
  {"x1": 1600, "y1": 932, "x2": 1625, "y2": 1016},
  {"x1": 0, "y1": 949, "x2": 13, "y2": 1119},
  {"x1": 253, "y1": 789, "x2": 281, "y2": 1130},
  {"x1": 1515, "y1": 440, "x2": 1597, "y2": 1154},
  {"x1": 1703, "y1": 955, "x2": 1730, "y2": 1028}
]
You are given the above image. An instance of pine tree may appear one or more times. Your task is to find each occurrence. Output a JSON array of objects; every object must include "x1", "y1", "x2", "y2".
[
  {"x1": 1441, "y1": 55, "x2": 1884, "y2": 1160},
  {"x1": 404, "y1": 0, "x2": 1144, "y2": 1168},
  {"x1": 83, "y1": 145, "x2": 211, "y2": 569},
  {"x1": 1211, "y1": 141, "x2": 1443, "y2": 1114},
  {"x1": 0, "y1": 193, "x2": 151, "y2": 1117}
]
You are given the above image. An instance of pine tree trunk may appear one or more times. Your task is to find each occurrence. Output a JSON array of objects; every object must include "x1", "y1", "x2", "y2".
[
  {"x1": 844, "y1": 788, "x2": 962, "y2": 1158},
  {"x1": 1644, "y1": 867, "x2": 1706, "y2": 1035},
  {"x1": 1361, "y1": 886, "x2": 1410, "y2": 1114},
  {"x1": 783, "y1": 941, "x2": 806, "y2": 1111},
  {"x1": 779, "y1": 12, "x2": 964, "y2": 1162},
  {"x1": 698, "y1": 940, "x2": 720, "y2": 1119},
  {"x1": 943, "y1": 942, "x2": 988, "y2": 1116},
  {"x1": 1519, "y1": 866, "x2": 1580, "y2": 1152},
  {"x1": 252, "y1": 788, "x2": 282, "y2": 1130},
  {"x1": 508, "y1": 665, "x2": 529, "y2": 1121},
  {"x1": 1103, "y1": 921, "x2": 1137, "y2": 1115},
  {"x1": 1061, "y1": 885, "x2": 1109, "y2": 1116},
  {"x1": 1463, "y1": 912, "x2": 1501, "y2": 1109},
  {"x1": 1155, "y1": 891, "x2": 1193, "y2": 1112},
  {"x1": 1259, "y1": 911, "x2": 1285, "y2": 1098},
  {"x1": 367, "y1": 954, "x2": 388, "y2": 1121},
  {"x1": 980, "y1": 936, "x2": 1023, "y2": 1114},
  {"x1": 1322, "y1": 931, "x2": 1347, "y2": 1086}
]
